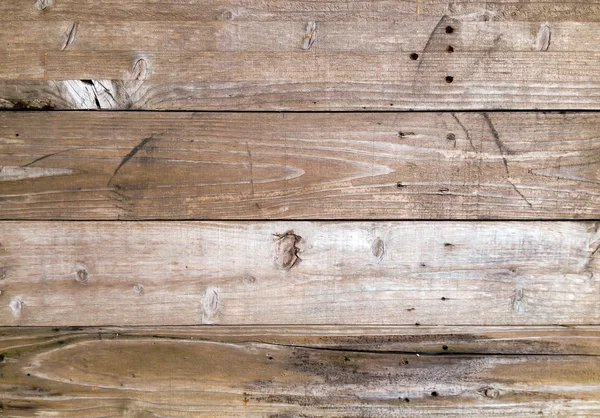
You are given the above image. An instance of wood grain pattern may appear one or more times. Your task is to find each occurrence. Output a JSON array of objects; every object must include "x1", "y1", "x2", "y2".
[
  {"x1": 1, "y1": 112, "x2": 599, "y2": 220},
  {"x1": 0, "y1": 325, "x2": 597, "y2": 416},
  {"x1": 0, "y1": 221, "x2": 597, "y2": 326},
  {"x1": 1, "y1": 1, "x2": 600, "y2": 109}
]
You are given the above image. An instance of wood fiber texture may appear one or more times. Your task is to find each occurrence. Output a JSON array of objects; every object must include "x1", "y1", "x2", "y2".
[
  {"x1": 0, "y1": 221, "x2": 597, "y2": 326},
  {"x1": 1, "y1": 0, "x2": 599, "y2": 415},
  {"x1": 1, "y1": 0, "x2": 600, "y2": 109},
  {"x1": 1, "y1": 112, "x2": 599, "y2": 220},
  {"x1": 0, "y1": 326, "x2": 597, "y2": 416}
]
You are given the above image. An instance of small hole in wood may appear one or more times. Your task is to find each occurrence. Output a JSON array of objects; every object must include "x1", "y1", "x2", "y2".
[
  {"x1": 447, "y1": 133, "x2": 456, "y2": 141},
  {"x1": 15, "y1": 134, "x2": 19, "y2": 137},
  {"x1": 431, "y1": 391, "x2": 439, "y2": 397},
  {"x1": 442, "y1": 345, "x2": 448, "y2": 351},
  {"x1": 447, "y1": 45, "x2": 454, "y2": 53},
  {"x1": 410, "y1": 53, "x2": 419, "y2": 60},
  {"x1": 396, "y1": 182, "x2": 406, "y2": 188},
  {"x1": 445, "y1": 26, "x2": 454, "y2": 33},
  {"x1": 445, "y1": 76, "x2": 454, "y2": 83},
  {"x1": 441, "y1": 297, "x2": 448, "y2": 301}
]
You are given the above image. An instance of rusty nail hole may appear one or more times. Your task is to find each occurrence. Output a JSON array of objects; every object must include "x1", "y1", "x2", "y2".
[
  {"x1": 445, "y1": 26, "x2": 454, "y2": 33},
  {"x1": 447, "y1": 133, "x2": 456, "y2": 141},
  {"x1": 445, "y1": 76, "x2": 454, "y2": 83},
  {"x1": 447, "y1": 45, "x2": 454, "y2": 53},
  {"x1": 410, "y1": 53, "x2": 419, "y2": 60},
  {"x1": 431, "y1": 391, "x2": 439, "y2": 397},
  {"x1": 442, "y1": 345, "x2": 448, "y2": 351}
]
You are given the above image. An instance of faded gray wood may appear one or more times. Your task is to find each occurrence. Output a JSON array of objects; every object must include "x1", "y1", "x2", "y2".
[
  {"x1": 0, "y1": 221, "x2": 597, "y2": 326},
  {"x1": 0, "y1": 325, "x2": 597, "y2": 416},
  {"x1": 1, "y1": 112, "x2": 599, "y2": 220},
  {"x1": 1, "y1": 1, "x2": 600, "y2": 109}
]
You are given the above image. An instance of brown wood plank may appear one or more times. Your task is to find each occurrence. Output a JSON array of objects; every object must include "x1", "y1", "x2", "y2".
[
  {"x1": 0, "y1": 221, "x2": 597, "y2": 326},
  {"x1": 4, "y1": 0, "x2": 600, "y2": 22},
  {"x1": 1, "y1": 1, "x2": 600, "y2": 109},
  {"x1": 0, "y1": 325, "x2": 597, "y2": 416},
  {"x1": 1, "y1": 112, "x2": 599, "y2": 220}
]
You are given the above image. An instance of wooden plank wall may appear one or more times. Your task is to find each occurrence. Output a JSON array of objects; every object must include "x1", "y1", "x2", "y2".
[{"x1": 0, "y1": 0, "x2": 599, "y2": 416}]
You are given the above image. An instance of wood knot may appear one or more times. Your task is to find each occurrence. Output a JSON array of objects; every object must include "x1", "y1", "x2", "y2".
[
  {"x1": 478, "y1": 387, "x2": 500, "y2": 399},
  {"x1": 35, "y1": 0, "x2": 54, "y2": 11},
  {"x1": 201, "y1": 287, "x2": 220, "y2": 324},
  {"x1": 302, "y1": 21, "x2": 318, "y2": 50},
  {"x1": 510, "y1": 287, "x2": 527, "y2": 313},
  {"x1": 9, "y1": 297, "x2": 23, "y2": 317},
  {"x1": 535, "y1": 23, "x2": 551, "y2": 51},
  {"x1": 371, "y1": 238, "x2": 385, "y2": 261},
  {"x1": 243, "y1": 273, "x2": 256, "y2": 285},
  {"x1": 220, "y1": 9, "x2": 238, "y2": 21},
  {"x1": 130, "y1": 58, "x2": 149, "y2": 81},
  {"x1": 76, "y1": 268, "x2": 89, "y2": 284},
  {"x1": 133, "y1": 284, "x2": 144, "y2": 294},
  {"x1": 274, "y1": 231, "x2": 302, "y2": 270}
]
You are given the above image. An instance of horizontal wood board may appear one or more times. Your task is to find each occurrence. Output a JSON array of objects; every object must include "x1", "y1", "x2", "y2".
[
  {"x1": 1, "y1": 112, "x2": 599, "y2": 220},
  {"x1": 0, "y1": 221, "x2": 597, "y2": 326},
  {"x1": 1, "y1": 1, "x2": 600, "y2": 109},
  {"x1": 0, "y1": 325, "x2": 597, "y2": 416}
]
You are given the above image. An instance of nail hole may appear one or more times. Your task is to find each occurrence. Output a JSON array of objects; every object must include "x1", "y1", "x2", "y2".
[
  {"x1": 445, "y1": 76, "x2": 454, "y2": 83},
  {"x1": 431, "y1": 391, "x2": 439, "y2": 397},
  {"x1": 446, "y1": 45, "x2": 454, "y2": 53},
  {"x1": 441, "y1": 297, "x2": 448, "y2": 301},
  {"x1": 445, "y1": 26, "x2": 454, "y2": 33},
  {"x1": 442, "y1": 345, "x2": 448, "y2": 351},
  {"x1": 410, "y1": 53, "x2": 419, "y2": 60},
  {"x1": 403, "y1": 397, "x2": 410, "y2": 402},
  {"x1": 446, "y1": 133, "x2": 456, "y2": 141},
  {"x1": 396, "y1": 182, "x2": 406, "y2": 188},
  {"x1": 15, "y1": 133, "x2": 19, "y2": 137},
  {"x1": 401, "y1": 359, "x2": 409, "y2": 365}
]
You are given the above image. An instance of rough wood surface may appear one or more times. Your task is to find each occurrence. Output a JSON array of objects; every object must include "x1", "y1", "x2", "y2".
[
  {"x1": 0, "y1": 221, "x2": 597, "y2": 326},
  {"x1": 0, "y1": 325, "x2": 597, "y2": 416},
  {"x1": 1, "y1": 112, "x2": 599, "y2": 220},
  {"x1": 1, "y1": 1, "x2": 600, "y2": 109}
]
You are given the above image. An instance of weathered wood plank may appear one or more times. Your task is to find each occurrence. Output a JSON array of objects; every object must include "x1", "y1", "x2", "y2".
[
  {"x1": 1, "y1": 1, "x2": 600, "y2": 109},
  {"x1": 1, "y1": 112, "x2": 599, "y2": 220},
  {"x1": 3, "y1": 0, "x2": 600, "y2": 22},
  {"x1": 0, "y1": 221, "x2": 597, "y2": 326},
  {"x1": 0, "y1": 325, "x2": 597, "y2": 416}
]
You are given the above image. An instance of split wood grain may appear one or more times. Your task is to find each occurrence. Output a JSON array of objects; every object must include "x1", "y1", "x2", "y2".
[
  {"x1": 0, "y1": 221, "x2": 597, "y2": 326},
  {"x1": 1, "y1": 1, "x2": 600, "y2": 109},
  {"x1": 0, "y1": 325, "x2": 597, "y2": 416},
  {"x1": 0, "y1": 112, "x2": 599, "y2": 220}
]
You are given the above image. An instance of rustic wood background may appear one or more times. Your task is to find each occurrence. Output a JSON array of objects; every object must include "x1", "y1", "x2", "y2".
[{"x1": 0, "y1": 0, "x2": 599, "y2": 416}]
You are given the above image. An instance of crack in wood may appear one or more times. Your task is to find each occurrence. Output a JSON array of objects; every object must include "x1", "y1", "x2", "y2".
[
  {"x1": 107, "y1": 135, "x2": 155, "y2": 186},
  {"x1": 482, "y1": 113, "x2": 533, "y2": 208},
  {"x1": 62, "y1": 22, "x2": 79, "y2": 51}
]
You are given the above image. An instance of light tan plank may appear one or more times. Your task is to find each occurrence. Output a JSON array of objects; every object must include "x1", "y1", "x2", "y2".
[
  {"x1": 1, "y1": 2, "x2": 600, "y2": 109},
  {"x1": 2, "y1": 0, "x2": 600, "y2": 22},
  {"x1": 1, "y1": 112, "x2": 599, "y2": 220},
  {"x1": 0, "y1": 326, "x2": 597, "y2": 416},
  {"x1": 0, "y1": 221, "x2": 597, "y2": 326}
]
